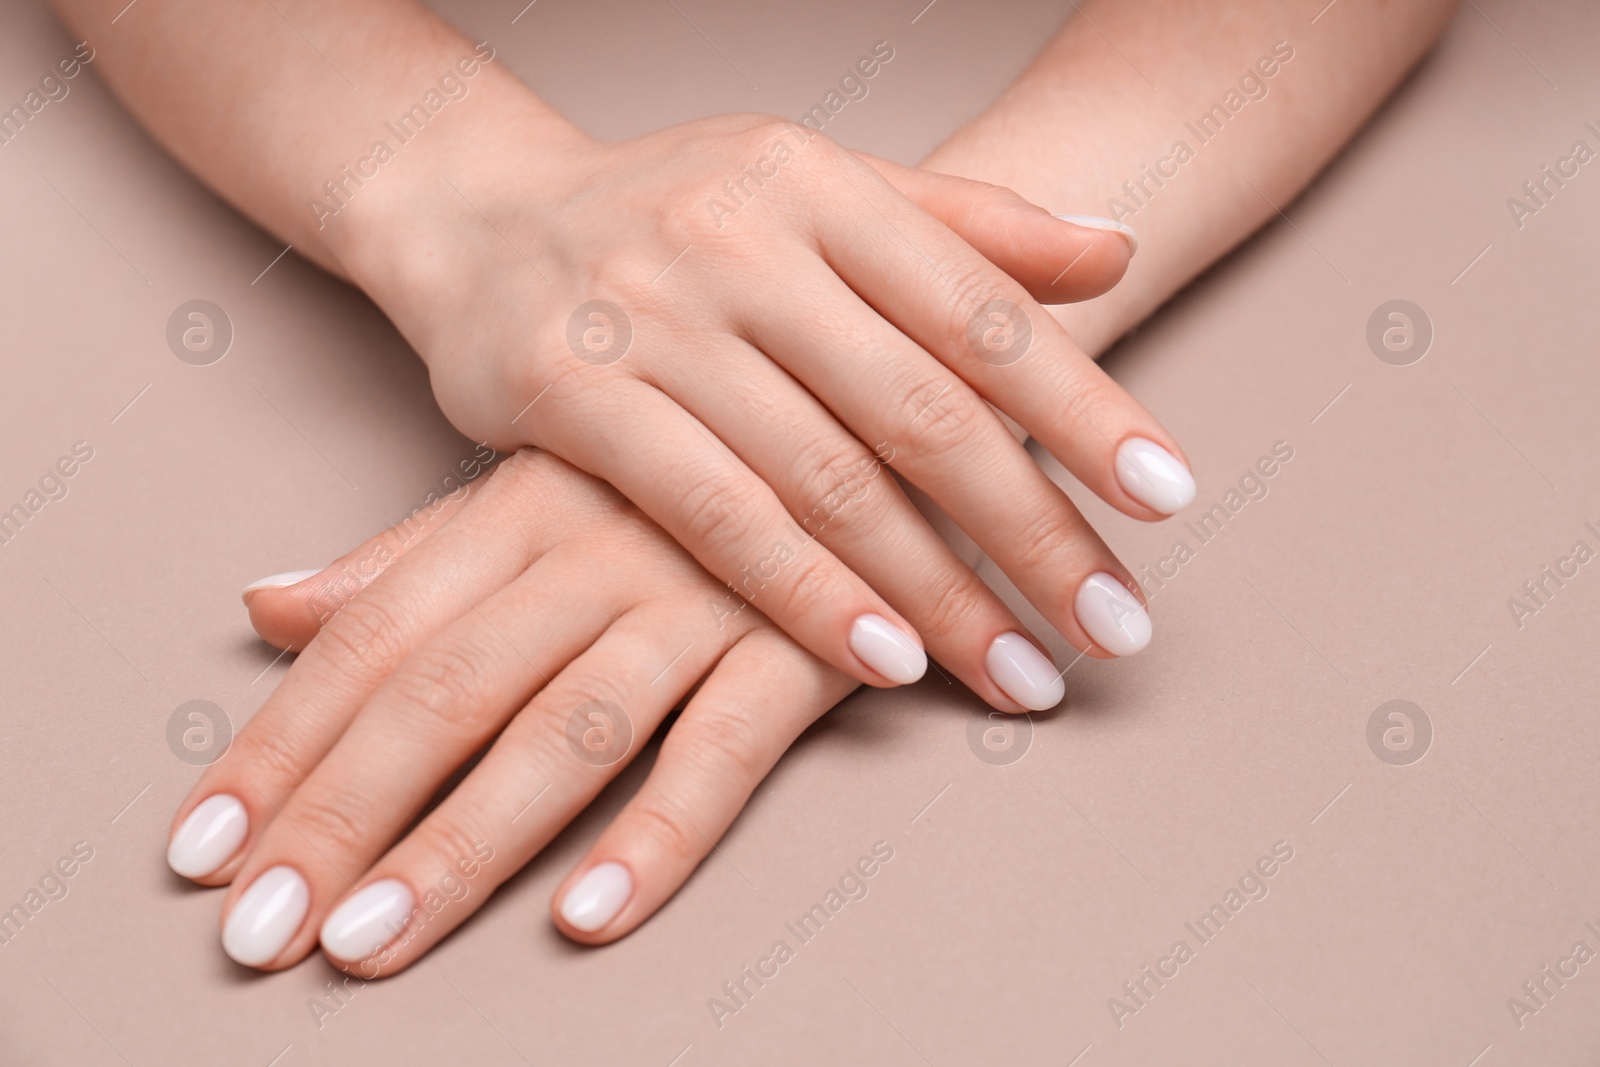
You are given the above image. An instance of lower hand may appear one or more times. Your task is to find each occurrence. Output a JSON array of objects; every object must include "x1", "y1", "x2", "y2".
[{"x1": 166, "y1": 450, "x2": 860, "y2": 973}]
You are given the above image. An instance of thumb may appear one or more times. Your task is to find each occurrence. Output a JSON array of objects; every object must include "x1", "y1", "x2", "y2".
[
  {"x1": 239, "y1": 480, "x2": 478, "y2": 651},
  {"x1": 853, "y1": 151, "x2": 1136, "y2": 304}
]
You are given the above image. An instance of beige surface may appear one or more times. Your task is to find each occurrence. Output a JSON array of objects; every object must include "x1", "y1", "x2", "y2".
[{"x1": 3, "y1": 0, "x2": 1599, "y2": 1063}]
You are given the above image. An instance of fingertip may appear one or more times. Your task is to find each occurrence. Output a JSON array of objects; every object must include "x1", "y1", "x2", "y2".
[
  {"x1": 554, "y1": 861, "x2": 635, "y2": 943},
  {"x1": 167, "y1": 793, "x2": 250, "y2": 882},
  {"x1": 846, "y1": 613, "x2": 927, "y2": 686},
  {"x1": 995, "y1": 211, "x2": 1132, "y2": 305},
  {"x1": 240, "y1": 569, "x2": 322, "y2": 604},
  {"x1": 1052, "y1": 214, "x2": 1139, "y2": 255},
  {"x1": 241, "y1": 567, "x2": 326, "y2": 649},
  {"x1": 1114, "y1": 436, "x2": 1197, "y2": 516}
]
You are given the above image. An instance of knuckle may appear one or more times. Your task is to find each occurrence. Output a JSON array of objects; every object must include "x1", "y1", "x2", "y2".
[
  {"x1": 790, "y1": 443, "x2": 887, "y2": 541},
  {"x1": 514, "y1": 674, "x2": 640, "y2": 770},
  {"x1": 284, "y1": 788, "x2": 371, "y2": 857},
  {"x1": 316, "y1": 596, "x2": 412, "y2": 684},
  {"x1": 673, "y1": 703, "x2": 769, "y2": 785},
  {"x1": 942, "y1": 266, "x2": 1011, "y2": 351},
  {"x1": 1010, "y1": 503, "x2": 1091, "y2": 577},
  {"x1": 898, "y1": 378, "x2": 994, "y2": 459},
  {"x1": 676, "y1": 468, "x2": 764, "y2": 562},
  {"x1": 1048, "y1": 359, "x2": 1115, "y2": 430},
  {"x1": 944, "y1": 180, "x2": 1028, "y2": 236},
  {"x1": 758, "y1": 549, "x2": 838, "y2": 622},
  {"x1": 409, "y1": 815, "x2": 490, "y2": 880},
  {"x1": 624, "y1": 799, "x2": 704, "y2": 867},
  {"x1": 231, "y1": 724, "x2": 312, "y2": 791},
  {"x1": 908, "y1": 564, "x2": 989, "y2": 643},
  {"x1": 388, "y1": 642, "x2": 497, "y2": 736}
]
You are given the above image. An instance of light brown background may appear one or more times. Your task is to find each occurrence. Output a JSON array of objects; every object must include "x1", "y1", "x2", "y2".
[{"x1": 2, "y1": 0, "x2": 1598, "y2": 1063}]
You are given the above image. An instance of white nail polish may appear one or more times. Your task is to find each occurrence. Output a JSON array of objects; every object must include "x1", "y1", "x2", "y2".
[
  {"x1": 241, "y1": 569, "x2": 321, "y2": 603},
  {"x1": 167, "y1": 794, "x2": 249, "y2": 879},
  {"x1": 222, "y1": 866, "x2": 309, "y2": 967},
  {"x1": 560, "y1": 862, "x2": 632, "y2": 933},
  {"x1": 848, "y1": 614, "x2": 927, "y2": 685},
  {"x1": 1115, "y1": 437, "x2": 1196, "y2": 514},
  {"x1": 320, "y1": 879, "x2": 414, "y2": 962},
  {"x1": 985, "y1": 633, "x2": 1065, "y2": 711},
  {"x1": 1074, "y1": 573, "x2": 1152, "y2": 656},
  {"x1": 1053, "y1": 214, "x2": 1139, "y2": 254}
]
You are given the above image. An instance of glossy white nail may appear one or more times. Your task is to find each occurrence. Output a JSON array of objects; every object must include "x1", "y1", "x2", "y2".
[
  {"x1": 986, "y1": 633, "x2": 1065, "y2": 711},
  {"x1": 167, "y1": 794, "x2": 249, "y2": 879},
  {"x1": 1075, "y1": 573, "x2": 1152, "y2": 656},
  {"x1": 1115, "y1": 437, "x2": 1196, "y2": 514},
  {"x1": 560, "y1": 862, "x2": 632, "y2": 933},
  {"x1": 320, "y1": 879, "x2": 413, "y2": 962},
  {"x1": 241, "y1": 569, "x2": 320, "y2": 603},
  {"x1": 1053, "y1": 214, "x2": 1139, "y2": 254},
  {"x1": 222, "y1": 866, "x2": 309, "y2": 967},
  {"x1": 848, "y1": 614, "x2": 927, "y2": 685}
]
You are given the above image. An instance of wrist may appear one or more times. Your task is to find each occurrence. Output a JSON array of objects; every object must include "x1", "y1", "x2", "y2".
[{"x1": 316, "y1": 62, "x2": 599, "y2": 316}]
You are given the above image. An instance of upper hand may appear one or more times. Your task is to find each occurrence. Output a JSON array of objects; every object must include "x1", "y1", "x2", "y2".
[{"x1": 338, "y1": 113, "x2": 1194, "y2": 709}]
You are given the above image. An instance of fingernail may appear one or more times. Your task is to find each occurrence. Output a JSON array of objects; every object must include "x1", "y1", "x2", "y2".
[
  {"x1": 241, "y1": 569, "x2": 321, "y2": 604},
  {"x1": 985, "y1": 632, "x2": 1065, "y2": 711},
  {"x1": 1053, "y1": 214, "x2": 1139, "y2": 254},
  {"x1": 560, "y1": 862, "x2": 632, "y2": 933},
  {"x1": 222, "y1": 865, "x2": 309, "y2": 967},
  {"x1": 320, "y1": 879, "x2": 414, "y2": 962},
  {"x1": 167, "y1": 794, "x2": 249, "y2": 879},
  {"x1": 1074, "y1": 573, "x2": 1152, "y2": 656},
  {"x1": 848, "y1": 614, "x2": 927, "y2": 685},
  {"x1": 1115, "y1": 437, "x2": 1196, "y2": 514}
]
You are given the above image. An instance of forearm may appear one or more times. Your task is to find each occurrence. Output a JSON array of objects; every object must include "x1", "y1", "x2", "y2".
[
  {"x1": 923, "y1": 0, "x2": 1460, "y2": 357},
  {"x1": 49, "y1": 0, "x2": 585, "y2": 281}
]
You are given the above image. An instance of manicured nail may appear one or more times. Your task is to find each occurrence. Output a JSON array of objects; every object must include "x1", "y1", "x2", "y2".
[
  {"x1": 560, "y1": 862, "x2": 632, "y2": 933},
  {"x1": 320, "y1": 879, "x2": 414, "y2": 962},
  {"x1": 167, "y1": 794, "x2": 249, "y2": 879},
  {"x1": 848, "y1": 614, "x2": 927, "y2": 685},
  {"x1": 1053, "y1": 214, "x2": 1139, "y2": 254},
  {"x1": 222, "y1": 866, "x2": 309, "y2": 967},
  {"x1": 1074, "y1": 573, "x2": 1152, "y2": 656},
  {"x1": 1115, "y1": 437, "x2": 1196, "y2": 514},
  {"x1": 241, "y1": 569, "x2": 321, "y2": 604},
  {"x1": 985, "y1": 633, "x2": 1065, "y2": 711}
]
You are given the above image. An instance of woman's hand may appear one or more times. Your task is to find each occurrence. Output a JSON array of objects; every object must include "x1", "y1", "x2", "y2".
[
  {"x1": 337, "y1": 110, "x2": 1192, "y2": 707},
  {"x1": 166, "y1": 450, "x2": 861, "y2": 973}
]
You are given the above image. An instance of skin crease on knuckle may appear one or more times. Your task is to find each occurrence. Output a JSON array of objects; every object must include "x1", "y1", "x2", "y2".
[
  {"x1": 674, "y1": 465, "x2": 770, "y2": 564},
  {"x1": 1006, "y1": 499, "x2": 1099, "y2": 587},
  {"x1": 754, "y1": 550, "x2": 851, "y2": 640},
  {"x1": 787, "y1": 442, "x2": 893, "y2": 535},
  {"x1": 670, "y1": 702, "x2": 772, "y2": 790},
  {"x1": 901, "y1": 561, "x2": 991, "y2": 646},
  {"x1": 314, "y1": 595, "x2": 424, "y2": 686},
  {"x1": 897, "y1": 376, "x2": 1002, "y2": 468},
  {"x1": 385, "y1": 640, "x2": 504, "y2": 741},
  {"x1": 618, "y1": 798, "x2": 706, "y2": 869},
  {"x1": 276, "y1": 786, "x2": 381, "y2": 868},
  {"x1": 224, "y1": 723, "x2": 321, "y2": 807}
]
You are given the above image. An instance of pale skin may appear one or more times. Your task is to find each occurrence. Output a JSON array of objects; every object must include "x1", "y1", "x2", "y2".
[{"x1": 50, "y1": 0, "x2": 1459, "y2": 972}]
